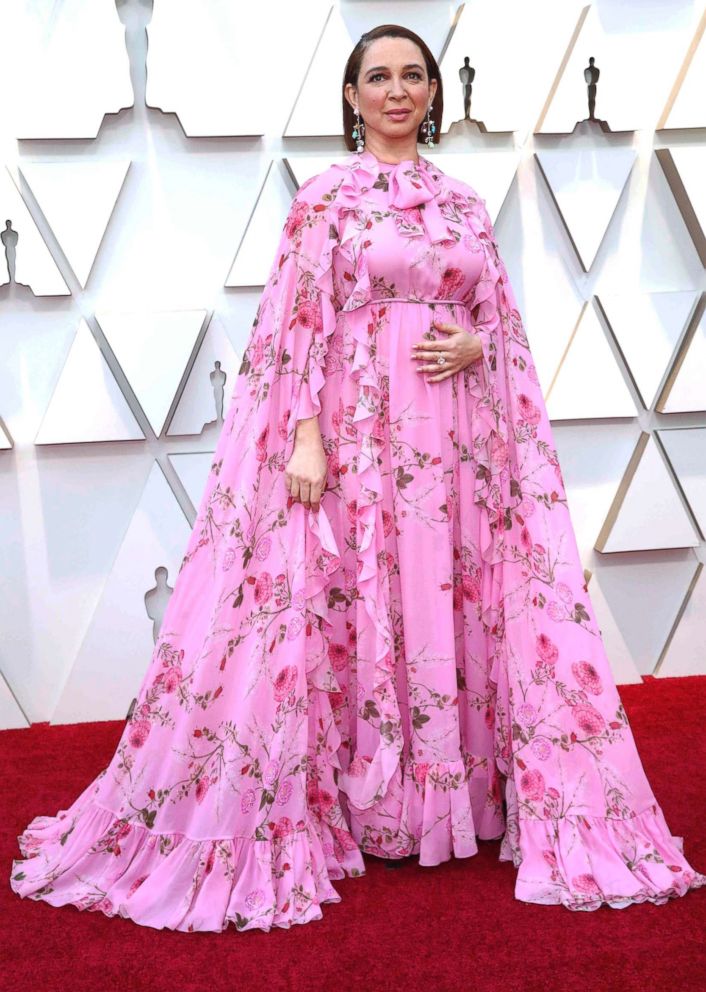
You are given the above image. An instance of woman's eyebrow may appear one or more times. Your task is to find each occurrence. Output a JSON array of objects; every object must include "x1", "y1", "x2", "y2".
[{"x1": 364, "y1": 63, "x2": 425, "y2": 75}]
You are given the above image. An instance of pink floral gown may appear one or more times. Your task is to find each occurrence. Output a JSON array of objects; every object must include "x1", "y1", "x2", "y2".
[{"x1": 10, "y1": 148, "x2": 706, "y2": 932}]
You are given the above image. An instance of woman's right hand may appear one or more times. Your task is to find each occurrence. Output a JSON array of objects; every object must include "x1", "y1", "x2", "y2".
[{"x1": 285, "y1": 421, "x2": 327, "y2": 512}]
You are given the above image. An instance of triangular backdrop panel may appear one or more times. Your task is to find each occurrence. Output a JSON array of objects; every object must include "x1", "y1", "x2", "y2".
[
  {"x1": 167, "y1": 314, "x2": 240, "y2": 436},
  {"x1": 0, "y1": 671, "x2": 29, "y2": 730},
  {"x1": 656, "y1": 305, "x2": 706, "y2": 413},
  {"x1": 0, "y1": 166, "x2": 70, "y2": 295},
  {"x1": 591, "y1": 556, "x2": 701, "y2": 677},
  {"x1": 546, "y1": 302, "x2": 636, "y2": 420},
  {"x1": 596, "y1": 433, "x2": 700, "y2": 552},
  {"x1": 537, "y1": 4, "x2": 700, "y2": 133},
  {"x1": 19, "y1": 159, "x2": 131, "y2": 287},
  {"x1": 655, "y1": 147, "x2": 706, "y2": 265},
  {"x1": 659, "y1": 13, "x2": 706, "y2": 130},
  {"x1": 97, "y1": 309, "x2": 208, "y2": 438},
  {"x1": 598, "y1": 290, "x2": 697, "y2": 408},
  {"x1": 0, "y1": 419, "x2": 13, "y2": 449},
  {"x1": 52, "y1": 462, "x2": 191, "y2": 724},
  {"x1": 535, "y1": 148, "x2": 636, "y2": 270},
  {"x1": 168, "y1": 452, "x2": 216, "y2": 514},
  {"x1": 5, "y1": 0, "x2": 133, "y2": 139},
  {"x1": 35, "y1": 320, "x2": 144, "y2": 444},
  {"x1": 656, "y1": 565, "x2": 706, "y2": 677},
  {"x1": 225, "y1": 161, "x2": 296, "y2": 287},
  {"x1": 439, "y1": 0, "x2": 581, "y2": 135},
  {"x1": 659, "y1": 427, "x2": 706, "y2": 536},
  {"x1": 284, "y1": 6, "x2": 351, "y2": 138}
]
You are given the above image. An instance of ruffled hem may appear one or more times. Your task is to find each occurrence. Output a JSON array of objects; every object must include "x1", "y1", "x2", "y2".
[
  {"x1": 10, "y1": 798, "x2": 363, "y2": 934},
  {"x1": 496, "y1": 777, "x2": 706, "y2": 912},
  {"x1": 348, "y1": 753, "x2": 505, "y2": 867}
]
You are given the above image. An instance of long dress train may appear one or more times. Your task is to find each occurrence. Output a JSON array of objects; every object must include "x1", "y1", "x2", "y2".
[{"x1": 10, "y1": 148, "x2": 706, "y2": 931}]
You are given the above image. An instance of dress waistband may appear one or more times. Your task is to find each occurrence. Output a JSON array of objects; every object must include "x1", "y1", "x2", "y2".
[{"x1": 363, "y1": 297, "x2": 467, "y2": 306}]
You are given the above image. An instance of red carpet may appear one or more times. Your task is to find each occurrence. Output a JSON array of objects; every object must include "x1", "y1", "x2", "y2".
[{"x1": 3, "y1": 674, "x2": 706, "y2": 992}]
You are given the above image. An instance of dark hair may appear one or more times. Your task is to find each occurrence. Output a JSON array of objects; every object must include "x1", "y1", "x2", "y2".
[{"x1": 341, "y1": 24, "x2": 443, "y2": 152}]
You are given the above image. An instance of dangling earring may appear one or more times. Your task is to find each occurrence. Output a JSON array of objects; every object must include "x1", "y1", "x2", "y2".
[
  {"x1": 353, "y1": 106, "x2": 365, "y2": 153},
  {"x1": 421, "y1": 103, "x2": 436, "y2": 147}
]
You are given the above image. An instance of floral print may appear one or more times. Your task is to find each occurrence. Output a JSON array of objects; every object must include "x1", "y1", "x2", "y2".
[{"x1": 10, "y1": 148, "x2": 705, "y2": 933}]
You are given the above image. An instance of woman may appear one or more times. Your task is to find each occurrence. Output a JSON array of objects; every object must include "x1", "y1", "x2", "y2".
[{"x1": 10, "y1": 24, "x2": 705, "y2": 932}]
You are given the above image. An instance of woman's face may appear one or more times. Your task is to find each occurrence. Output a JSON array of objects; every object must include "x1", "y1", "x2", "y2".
[{"x1": 345, "y1": 36, "x2": 437, "y2": 150}]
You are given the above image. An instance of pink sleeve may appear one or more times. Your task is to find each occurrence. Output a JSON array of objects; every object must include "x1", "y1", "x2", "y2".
[{"x1": 239, "y1": 174, "x2": 339, "y2": 439}]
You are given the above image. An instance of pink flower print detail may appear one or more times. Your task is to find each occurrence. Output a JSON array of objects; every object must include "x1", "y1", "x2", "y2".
[
  {"x1": 438, "y1": 266, "x2": 464, "y2": 299},
  {"x1": 520, "y1": 496, "x2": 535, "y2": 518},
  {"x1": 516, "y1": 703, "x2": 537, "y2": 726},
  {"x1": 276, "y1": 780, "x2": 293, "y2": 806},
  {"x1": 414, "y1": 762, "x2": 430, "y2": 786},
  {"x1": 292, "y1": 589, "x2": 305, "y2": 610},
  {"x1": 163, "y1": 666, "x2": 182, "y2": 693},
  {"x1": 571, "y1": 660, "x2": 603, "y2": 696},
  {"x1": 195, "y1": 776, "x2": 211, "y2": 803},
  {"x1": 222, "y1": 547, "x2": 236, "y2": 572},
  {"x1": 519, "y1": 768, "x2": 545, "y2": 801},
  {"x1": 536, "y1": 633, "x2": 559, "y2": 665},
  {"x1": 262, "y1": 760, "x2": 279, "y2": 786},
  {"x1": 546, "y1": 600, "x2": 565, "y2": 621},
  {"x1": 127, "y1": 875, "x2": 148, "y2": 898},
  {"x1": 328, "y1": 642, "x2": 349, "y2": 672},
  {"x1": 546, "y1": 787, "x2": 560, "y2": 799},
  {"x1": 272, "y1": 816, "x2": 294, "y2": 839},
  {"x1": 254, "y1": 571, "x2": 273, "y2": 605},
  {"x1": 490, "y1": 435, "x2": 508, "y2": 471},
  {"x1": 128, "y1": 719, "x2": 151, "y2": 749},
  {"x1": 572, "y1": 703, "x2": 606, "y2": 736},
  {"x1": 331, "y1": 825, "x2": 359, "y2": 853},
  {"x1": 542, "y1": 850, "x2": 558, "y2": 869},
  {"x1": 347, "y1": 754, "x2": 372, "y2": 778},
  {"x1": 527, "y1": 364, "x2": 540, "y2": 385},
  {"x1": 382, "y1": 508, "x2": 394, "y2": 536},
  {"x1": 297, "y1": 298, "x2": 323, "y2": 333},
  {"x1": 519, "y1": 526, "x2": 533, "y2": 551},
  {"x1": 255, "y1": 424, "x2": 269, "y2": 463},
  {"x1": 285, "y1": 199, "x2": 308, "y2": 238},
  {"x1": 240, "y1": 789, "x2": 256, "y2": 814},
  {"x1": 250, "y1": 335, "x2": 264, "y2": 369},
  {"x1": 89, "y1": 896, "x2": 114, "y2": 915},
  {"x1": 453, "y1": 584, "x2": 463, "y2": 611},
  {"x1": 245, "y1": 888, "x2": 265, "y2": 911},
  {"x1": 273, "y1": 665, "x2": 298, "y2": 701},
  {"x1": 484, "y1": 705, "x2": 495, "y2": 729},
  {"x1": 205, "y1": 847, "x2": 216, "y2": 875},
  {"x1": 573, "y1": 873, "x2": 601, "y2": 896},
  {"x1": 555, "y1": 581, "x2": 573, "y2": 604},
  {"x1": 530, "y1": 737, "x2": 553, "y2": 761},
  {"x1": 287, "y1": 614, "x2": 304, "y2": 640},
  {"x1": 462, "y1": 573, "x2": 481, "y2": 602},
  {"x1": 255, "y1": 536, "x2": 272, "y2": 562},
  {"x1": 277, "y1": 409, "x2": 289, "y2": 440},
  {"x1": 517, "y1": 393, "x2": 541, "y2": 425}
]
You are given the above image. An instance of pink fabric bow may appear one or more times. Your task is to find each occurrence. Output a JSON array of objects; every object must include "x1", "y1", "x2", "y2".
[{"x1": 344, "y1": 149, "x2": 454, "y2": 244}]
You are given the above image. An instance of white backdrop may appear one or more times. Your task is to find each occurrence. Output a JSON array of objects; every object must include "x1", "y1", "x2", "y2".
[{"x1": 1, "y1": 0, "x2": 705, "y2": 730}]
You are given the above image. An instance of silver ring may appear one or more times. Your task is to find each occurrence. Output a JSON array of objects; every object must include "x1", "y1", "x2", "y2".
[{"x1": 436, "y1": 354, "x2": 446, "y2": 366}]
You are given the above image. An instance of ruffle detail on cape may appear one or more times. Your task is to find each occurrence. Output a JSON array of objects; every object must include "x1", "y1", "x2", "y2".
[
  {"x1": 10, "y1": 796, "x2": 354, "y2": 934},
  {"x1": 496, "y1": 776, "x2": 706, "y2": 911}
]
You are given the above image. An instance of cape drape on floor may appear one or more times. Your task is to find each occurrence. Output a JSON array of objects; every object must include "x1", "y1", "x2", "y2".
[{"x1": 10, "y1": 150, "x2": 706, "y2": 932}]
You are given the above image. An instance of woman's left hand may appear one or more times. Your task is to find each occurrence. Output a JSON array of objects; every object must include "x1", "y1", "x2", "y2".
[{"x1": 411, "y1": 318, "x2": 483, "y2": 382}]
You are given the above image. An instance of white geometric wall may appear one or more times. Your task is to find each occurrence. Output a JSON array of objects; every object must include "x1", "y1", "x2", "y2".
[{"x1": 1, "y1": 0, "x2": 705, "y2": 731}]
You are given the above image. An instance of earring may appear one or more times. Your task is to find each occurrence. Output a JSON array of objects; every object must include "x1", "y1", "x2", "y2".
[
  {"x1": 421, "y1": 103, "x2": 436, "y2": 147},
  {"x1": 353, "y1": 107, "x2": 365, "y2": 153}
]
